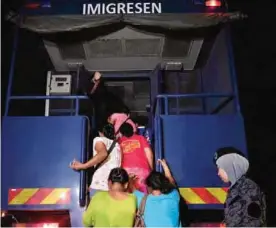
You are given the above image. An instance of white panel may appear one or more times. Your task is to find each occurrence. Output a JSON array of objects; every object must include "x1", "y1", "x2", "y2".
[
  {"x1": 45, "y1": 71, "x2": 51, "y2": 116},
  {"x1": 50, "y1": 74, "x2": 72, "y2": 94}
]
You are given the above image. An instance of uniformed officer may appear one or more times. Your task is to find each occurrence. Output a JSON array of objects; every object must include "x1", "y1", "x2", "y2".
[{"x1": 214, "y1": 147, "x2": 267, "y2": 227}]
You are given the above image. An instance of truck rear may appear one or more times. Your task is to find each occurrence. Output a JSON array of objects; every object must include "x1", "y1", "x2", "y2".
[{"x1": 1, "y1": 0, "x2": 246, "y2": 226}]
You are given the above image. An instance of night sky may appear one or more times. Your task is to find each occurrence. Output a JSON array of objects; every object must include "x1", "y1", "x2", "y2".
[{"x1": 2, "y1": 0, "x2": 276, "y2": 225}]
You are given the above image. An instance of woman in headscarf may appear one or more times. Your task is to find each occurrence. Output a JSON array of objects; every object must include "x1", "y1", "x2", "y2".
[{"x1": 214, "y1": 147, "x2": 266, "y2": 227}]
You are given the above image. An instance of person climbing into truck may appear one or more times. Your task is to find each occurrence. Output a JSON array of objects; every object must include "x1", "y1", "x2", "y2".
[
  {"x1": 79, "y1": 67, "x2": 136, "y2": 133},
  {"x1": 214, "y1": 147, "x2": 267, "y2": 227},
  {"x1": 82, "y1": 168, "x2": 137, "y2": 227},
  {"x1": 118, "y1": 122, "x2": 153, "y2": 193},
  {"x1": 129, "y1": 159, "x2": 181, "y2": 227},
  {"x1": 70, "y1": 123, "x2": 121, "y2": 196}
]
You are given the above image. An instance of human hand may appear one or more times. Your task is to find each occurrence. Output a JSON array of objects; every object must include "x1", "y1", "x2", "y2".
[
  {"x1": 93, "y1": 72, "x2": 102, "y2": 82},
  {"x1": 157, "y1": 159, "x2": 168, "y2": 168},
  {"x1": 128, "y1": 173, "x2": 138, "y2": 192},
  {"x1": 129, "y1": 173, "x2": 138, "y2": 181},
  {"x1": 70, "y1": 159, "x2": 85, "y2": 170}
]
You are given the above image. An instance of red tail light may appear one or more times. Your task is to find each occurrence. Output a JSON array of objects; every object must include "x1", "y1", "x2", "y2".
[
  {"x1": 205, "y1": 0, "x2": 222, "y2": 7},
  {"x1": 25, "y1": 3, "x2": 40, "y2": 8}
]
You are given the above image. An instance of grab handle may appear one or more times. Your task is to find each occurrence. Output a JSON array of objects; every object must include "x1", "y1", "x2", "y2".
[{"x1": 79, "y1": 117, "x2": 90, "y2": 207}]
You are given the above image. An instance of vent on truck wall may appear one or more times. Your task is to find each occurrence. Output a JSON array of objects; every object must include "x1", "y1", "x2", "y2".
[
  {"x1": 125, "y1": 39, "x2": 162, "y2": 56},
  {"x1": 86, "y1": 38, "x2": 162, "y2": 57},
  {"x1": 59, "y1": 43, "x2": 86, "y2": 60},
  {"x1": 87, "y1": 39, "x2": 123, "y2": 58},
  {"x1": 45, "y1": 26, "x2": 203, "y2": 71},
  {"x1": 162, "y1": 38, "x2": 191, "y2": 58}
]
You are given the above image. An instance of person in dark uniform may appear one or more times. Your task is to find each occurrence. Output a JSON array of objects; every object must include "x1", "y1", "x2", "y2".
[
  {"x1": 78, "y1": 67, "x2": 130, "y2": 131},
  {"x1": 214, "y1": 147, "x2": 267, "y2": 227}
]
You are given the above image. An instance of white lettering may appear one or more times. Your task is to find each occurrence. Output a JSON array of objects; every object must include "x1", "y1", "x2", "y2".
[
  {"x1": 82, "y1": 2, "x2": 162, "y2": 15},
  {"x1": 152, "y1": 3, "x2": 162, "y2": 14},
  {"x1": 135, "y1": 2, "x2": 143, "y2": 14},
  {"x1": 143, "y1": 3, "x2": 151, "y2": 14},
  {"x1": 86, "y1": 3, "x2": 101, "y2": 15},
  {"x1": 106, "y1": 3, "x2": 116, "y2": 14},
  {"x1": 117, "y1": 3, "x2": 126, "y2": 14},
  {"x1": 82, "y1": 4, "x2": 86, "y2": 15},
  {"x1": 127, "y1": 3, "x2": 134, "y2": 14}
]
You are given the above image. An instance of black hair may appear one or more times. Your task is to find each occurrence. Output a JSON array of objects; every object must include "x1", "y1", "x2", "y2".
[
  {"x1": 145, "y1": 171, "x2": 175, "y2": 194},
  {"x1": 214, "y1": 146, "x2": 245, "y2": 164},
  {"x1": 120, "y1": 122, "x2": 134, "y2": 138},
  {"x1": 108, "y1": 168, "x2": 129, "y2": 185},
  {"x1": 101, "y1": 123, "x2": 115, "y2": 140}
]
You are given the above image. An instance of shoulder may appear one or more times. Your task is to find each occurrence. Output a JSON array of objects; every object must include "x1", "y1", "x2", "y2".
[
  {"x1": 93, "y1": 137, "x2": 104, "y2": 143},
  {"x1": 133, "y1": 190, "x2": 144, "y2": 203},
  {"x1": 128, "y1": 193, "x2": 137, "y2": 201},
  {"x1": 168, "y1": 189, "x2": 180, "y2": 199},
  {"x1": 109, "y1": 113, "x2": 118, "y2": 120},
  {"x1": 133, "y1": 190, "x2": 144, "y2": 198},
  {"x1": 91, "y1": 191, "x2": 108, "y2": 201},
  {"x1": 239, "y1": 176, "x2": 262, "y2": 196}
]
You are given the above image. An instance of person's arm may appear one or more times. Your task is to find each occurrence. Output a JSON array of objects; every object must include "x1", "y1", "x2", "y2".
[
  {"x1": 70, "y1": 140, "x2": 108, "y2": 170},
  {"x1": 141, "y1": 136, "x2": 154, "y2": 170},
  {"x1": 158, "y1": 159, "x2": 176, "y2": 185},
  {"x1": 144, "y1": 148, "x2": 154, "y2": 170},
  {"x1": 82, "y1": 141, "x2": 108, "y2": 169}
]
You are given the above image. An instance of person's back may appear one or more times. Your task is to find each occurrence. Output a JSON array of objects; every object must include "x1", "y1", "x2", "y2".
[
  {"x1": 134, "y1": 189, "x2": 180, "y2": 227},
  {"x1": 120, "y1": 133, "x2": 150, "y2": 170},
  {"x1": 83, "y1": 168, "x2": 137, "y2": 227},
  {"x1": 132, "y1": 159, "x2": 180, "y2": 227},
  {"x1": 83, "y1": 191, "x2": 136, "y2": 227},
  {"x1": 225, "y1": 175, "x2": 266, "y2": 227},
  {"x1": 119, "y1": 123, "x2": 153, "y2": 193},
  {"x1": 91, "y1": 136, "x2": 121, "y2": 191}
]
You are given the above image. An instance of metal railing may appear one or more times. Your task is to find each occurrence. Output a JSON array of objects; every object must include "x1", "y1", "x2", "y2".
[
  {"x1": 152, "y1": 92, "x2": 235, "y2": 171},
  {"x1": 5, "y1": 95, "x2": 89, "y2": 117}
]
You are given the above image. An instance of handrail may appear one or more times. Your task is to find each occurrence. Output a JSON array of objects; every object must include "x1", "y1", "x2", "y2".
[
  {"x1": 156, "y1": 93, "x2": 233, "y2": 98},
  {"x1": 152, "y1": 93, "x2": 235, "y2": 171},
  {"x1": 9, "y1": 95, "x2": 88, "y2": 99},
  {"x1": 6, "y1": 95, "x2": 89, "y2": 117},
  {"x1": 79, "y1": 116, "x2": 91, "y2": 207}
]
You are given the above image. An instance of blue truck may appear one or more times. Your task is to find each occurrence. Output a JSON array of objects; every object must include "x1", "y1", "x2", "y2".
[{"x1": 1, "y1": 0, "x2": 247, "y2": 226}]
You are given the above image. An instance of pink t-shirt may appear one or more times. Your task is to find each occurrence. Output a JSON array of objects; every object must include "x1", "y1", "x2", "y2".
[
  {"x1": 119, "y1": 134, "x2": 151, "y2": 193},
  {"x1": 110, "y1": 113, "x2": 137, "y2": 134}
]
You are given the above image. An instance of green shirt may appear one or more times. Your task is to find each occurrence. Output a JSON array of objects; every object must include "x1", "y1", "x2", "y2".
[{"x1": 83, "y1": 191, "x2": 137, "y2": 227}]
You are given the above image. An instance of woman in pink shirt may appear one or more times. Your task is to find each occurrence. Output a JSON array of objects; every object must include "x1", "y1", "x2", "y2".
[
  {"x1": 108, "y1": 113, "x2": 137, "y2": 136},
  {"x1": 118, "y1": 122, "x2": 153, "y2": 193}
]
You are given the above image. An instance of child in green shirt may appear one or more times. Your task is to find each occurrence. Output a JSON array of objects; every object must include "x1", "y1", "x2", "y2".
[{"x1": 83, "y1": 168, "x2": 137, "y2": 227}]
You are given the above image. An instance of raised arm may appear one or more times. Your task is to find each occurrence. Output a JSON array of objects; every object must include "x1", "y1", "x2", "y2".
[{"x1": 158, "y1": 159, "x2": 176, "y2": 185}]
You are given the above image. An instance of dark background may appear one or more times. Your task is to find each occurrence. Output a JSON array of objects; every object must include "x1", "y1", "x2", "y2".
[{"x1": 2, "y1": 0, "x2": 276, "y2": 225}]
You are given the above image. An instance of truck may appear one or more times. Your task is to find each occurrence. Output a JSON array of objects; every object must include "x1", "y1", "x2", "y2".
[{"x1": 1, "y1": 0, "x2": 247, "y2": 226}]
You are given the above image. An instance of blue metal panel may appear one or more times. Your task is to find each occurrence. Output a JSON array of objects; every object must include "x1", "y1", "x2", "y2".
[
  {"x1": 1, "y1": 116, "x2": 88, "y2": 211},
  {"x1": 201, "y1": 29, "x2": 235, "y2": 114},
  {"x1": 161, "y1": 114, "x2": 247, "y2": 188}
]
